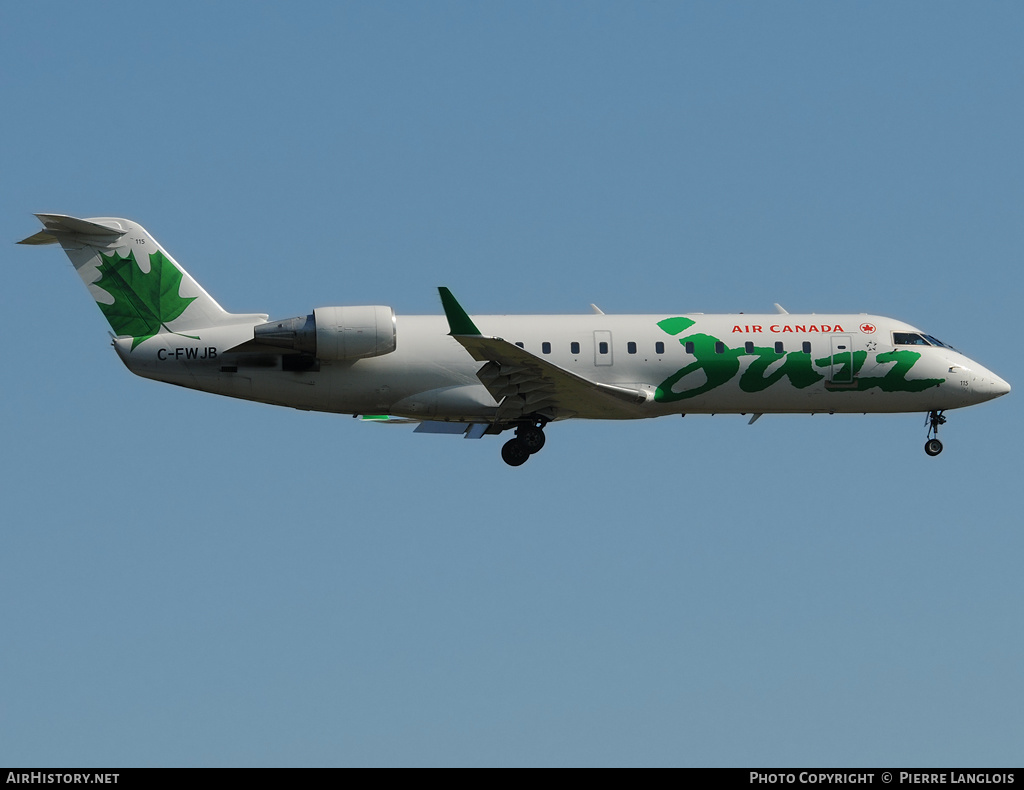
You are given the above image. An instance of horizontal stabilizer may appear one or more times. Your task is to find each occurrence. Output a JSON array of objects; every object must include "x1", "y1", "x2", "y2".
[{"x1": 18, "y1": 214, "x2": 126, "y2": 245}]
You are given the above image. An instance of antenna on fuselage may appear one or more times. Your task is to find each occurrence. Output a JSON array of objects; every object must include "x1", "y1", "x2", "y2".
[{"x1": 773, "y1": 303, "x2": 789, "y2": 314}]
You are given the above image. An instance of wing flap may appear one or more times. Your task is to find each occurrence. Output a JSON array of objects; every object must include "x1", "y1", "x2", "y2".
[
  {"x1": 438, "y1": 287, "x2": 652, "y2": 421},
  {"x1": 451, "y1": 333, "x2": 649, "y2": 420}
]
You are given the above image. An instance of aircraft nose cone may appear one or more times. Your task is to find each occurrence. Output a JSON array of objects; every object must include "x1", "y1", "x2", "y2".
[{"x1": 973, "y1": 371, "x2": 1011, "y2": 400}]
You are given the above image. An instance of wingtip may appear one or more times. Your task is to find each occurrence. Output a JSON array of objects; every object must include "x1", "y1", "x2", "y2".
[{"x1": 438, "y1": 286, "x2": 482, "y2": 336}]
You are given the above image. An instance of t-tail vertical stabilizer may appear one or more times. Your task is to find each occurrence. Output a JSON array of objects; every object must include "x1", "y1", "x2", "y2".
[{"x1": 19, "y1": 214, "x2": 267, "y2": 348}]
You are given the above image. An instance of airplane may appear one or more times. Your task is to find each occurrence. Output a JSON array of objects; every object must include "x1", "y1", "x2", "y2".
[{"x1": 20, "y1": 213, "x2": 1010, "y2": 466}]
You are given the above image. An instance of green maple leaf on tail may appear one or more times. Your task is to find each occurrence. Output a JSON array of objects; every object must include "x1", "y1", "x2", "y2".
[{"x1": 93, "y1": 249, "x2": 197, "y2": 349}]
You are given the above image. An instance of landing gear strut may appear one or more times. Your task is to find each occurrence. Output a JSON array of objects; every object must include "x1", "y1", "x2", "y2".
[
  {"x1": 924, "y1": 410, "x2": 946, "y2": 456},
  {"x1": 500, "y1": 420, "x2": 548, "y2": 466}
]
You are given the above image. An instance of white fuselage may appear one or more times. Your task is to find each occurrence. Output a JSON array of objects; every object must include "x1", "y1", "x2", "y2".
[{"x1": 114, "y1": 312, "x2": 1009, "y2": 423}]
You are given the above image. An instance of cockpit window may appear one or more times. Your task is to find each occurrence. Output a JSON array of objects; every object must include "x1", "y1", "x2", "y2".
[
  {"x1": 924, "y1": 334, "x2": 959, "y2": 352},
  {"x1": 892, "y1": 331, "x2": 960, "y2": 352},
  {"x1": 893, "y1": 332, "x2": 931, "y2": 346}
]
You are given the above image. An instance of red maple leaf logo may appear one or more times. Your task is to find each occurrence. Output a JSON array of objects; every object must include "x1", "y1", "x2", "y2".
[{"x1": 860, "y1": 322, "x2": 876, "y2": 334}]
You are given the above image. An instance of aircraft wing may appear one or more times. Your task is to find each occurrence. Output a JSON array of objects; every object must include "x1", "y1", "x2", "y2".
[{"x1": 439, "y1": 288, "x2": 650, "y2": 422}]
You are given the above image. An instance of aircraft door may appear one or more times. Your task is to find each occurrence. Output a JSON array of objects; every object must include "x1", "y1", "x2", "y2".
[
  {"x1": 594, "y1": 330, "x2": 613, "y2": 366},
  {"x1": 829, "y1": 335, "x2": 854, "y2": 385}
]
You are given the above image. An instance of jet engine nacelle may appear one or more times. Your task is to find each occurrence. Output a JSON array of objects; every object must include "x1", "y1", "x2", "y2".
[{"x1": 254, "y1": 305, "x2": 397, "y2": 360}]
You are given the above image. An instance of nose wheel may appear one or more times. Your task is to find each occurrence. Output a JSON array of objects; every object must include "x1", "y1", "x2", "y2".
[
  {"x1": 924, "y1": 410, "x2": 946, "y2": 456},
  {"x1": 500, "y1": 421, "x2": 547, "y2": 466}
]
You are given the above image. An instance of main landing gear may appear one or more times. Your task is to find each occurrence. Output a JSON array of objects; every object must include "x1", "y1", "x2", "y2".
[
  {"x1": 500, "y1": 420, "x2": 548, "y2": 467},
  {"x1": 924, "y1": 409, "x2": 946, "y2": 456}
]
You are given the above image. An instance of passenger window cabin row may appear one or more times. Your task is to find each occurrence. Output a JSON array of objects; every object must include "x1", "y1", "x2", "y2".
[
  {"x1": 511, "y1": 340, "x2": 815, "y2": 355},
  {"x1": 514, "y1": 334, "x2": 951, "y2": 356}
]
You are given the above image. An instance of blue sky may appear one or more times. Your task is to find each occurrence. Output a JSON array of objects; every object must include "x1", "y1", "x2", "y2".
[{"x1": 2, "y1": 1, "x2": 1021, "y2": 767}]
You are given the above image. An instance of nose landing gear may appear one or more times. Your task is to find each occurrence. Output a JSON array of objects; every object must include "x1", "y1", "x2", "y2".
[
  {"x1": 924, "y1": 410, "x2": 946, "y2": 456},
  {"x1": 500, "y1": 420, "x2": 548, "y2": 466}
]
